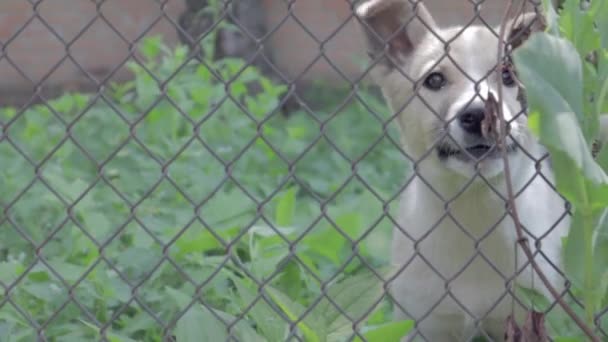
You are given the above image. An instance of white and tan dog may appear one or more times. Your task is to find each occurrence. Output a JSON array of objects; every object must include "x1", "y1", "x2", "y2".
[{"x1": 355, "y1": 0, "x2": 569, "y2": 340}]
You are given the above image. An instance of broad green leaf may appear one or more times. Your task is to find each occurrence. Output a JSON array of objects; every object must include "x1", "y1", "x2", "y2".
[
  {"x1": 542, "y1": 0, "x2": 560, "y2": 36},
  {"x1": 565, "y1": 209, "x2": 608, "y2": 311},
  {"x1": 173, "y1": 228, "x2": 227, "y2": 258},
  {"x1": 0, "y1": 311, "x2": 26, "y2": 328},
  {"x1": 140, "y1": 36, "x2": 163, "y2": 60},
  {"x1": 275, "y1": 187, "x2": 297, "y2": 227},
  {"x1": 554, "y1": 338, "x2": 584, "y2": 342},
  {"x1": 515, "y1": 286, "x2": 571, "y2": 336},
  {"x1": 233, "y1": 279, "x2": 286, "y2": 341},
  {"x1": 266, "y1": 287, "x2": 324, "y2": 342},
  {"x1": 514, "y1": 33, "x2": 608, "y2": 206},
  {"x1": 598, "y1": 3, "x2": 608, "y2": 49},
  {"x1": 352, "y1": 320, "x2": 414, "y2": 342},
  {"x1": 166, "y1": 287, "x2": 230, "y2": 342},
  {"x1": 80, "y1": 321, "x2": 138, "y2": 342},
  {"x1": 22, "y1": 283, "x2": 62, "y2": 302},
  {"x1": 200, "y1": 189, "x2": 256, "y2": 227},
  {"x1": 302, "y1": 228, "x2": 347, "y2": 265},
  {"x1": 565, "y1": 211, "x2": 589, "y2": 292},
  {"x1": 175, "y1": 307, "x2": 221, "y2": 342},
  {"x1": 0, "y1": 261, "x2": 24, "y2": 283},
  {"x1": 515, "y1": 286, "x2": 551, "y2": 311},
  {"x1": 559, "y1": 0, "x2": 600, "y2": 57},
  {"x1": 598, "y1": 53, "x2": 608, "y2": 118},
  {"x1": 213, "y1": 308, "x2": 267, "y2": 342},
  {"x1": 513, "y1": 34, "x2": 585, "y2": 145},
  {"x1": 275, "y1": 258, "x2": 306, "y2": 299},
  {"x1": 550, "y1": 150, "x2": 608, "y2": 209},
  {"x1": 249, "y1": 225, "x2": 297, "y2": 238},
  {"x1": 107, "y1": 333, "x2": 138, "y2": 342},
  {"x1": 165, "y1": 286, "x2": 193, "y2": 307},
  {"x1": 250, "y1": 250, "x2": 290, "y2": 280},
  {"x1": 593, "y1": 208, "x2": 608, "y2": 305},
  {"x1": 314, "y1": 269, "x2": 387, "y2": 337},
  {"x1": 335, "y1": 212, "x2": 363, "y2": 239},
  {"x1": 82, "y1": 212, "x2": 112, "y2": 240},
  {"x1": 0, "y1": 321, "x2": 15, "y2": 342},
  {"x1": 47, "y1": 260, "x2": 87, "y2": 284}
]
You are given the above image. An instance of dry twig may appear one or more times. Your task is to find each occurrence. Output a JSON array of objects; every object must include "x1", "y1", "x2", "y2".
[{"x1": 494, "y1": 1, "x2": 599, "y2": 340}]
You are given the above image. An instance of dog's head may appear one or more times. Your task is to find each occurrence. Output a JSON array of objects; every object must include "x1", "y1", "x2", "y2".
[{"x1": 357, "y1": 0, "x2": 545, "y2": 180}]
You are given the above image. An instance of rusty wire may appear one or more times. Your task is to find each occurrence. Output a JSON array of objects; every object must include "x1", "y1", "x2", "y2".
[{"x1": 0, "y1": 0, "x2": 606, "y2": 341}]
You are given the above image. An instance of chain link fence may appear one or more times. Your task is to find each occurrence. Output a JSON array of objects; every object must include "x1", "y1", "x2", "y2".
[{"x1": 0, "y1": 0, "x2": 606, "y2": 341}]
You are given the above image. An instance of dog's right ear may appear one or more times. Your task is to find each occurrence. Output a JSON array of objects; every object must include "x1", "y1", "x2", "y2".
[{"x1": 356, "y1": 0, "x2": 438, "y2": 63}]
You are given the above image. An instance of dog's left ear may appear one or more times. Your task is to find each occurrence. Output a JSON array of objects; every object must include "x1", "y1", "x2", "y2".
[{"x1": 504, "y1": 12, "x2": 547, "y2": 51}]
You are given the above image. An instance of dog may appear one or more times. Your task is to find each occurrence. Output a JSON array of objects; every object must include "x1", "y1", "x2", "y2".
[{"x1": 355, "y1": 0, "x2": 570, "y2": 340}]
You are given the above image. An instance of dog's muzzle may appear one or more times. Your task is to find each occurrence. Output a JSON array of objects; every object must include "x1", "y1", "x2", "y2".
[{"x1": 436, "y1": 141, "x2": 517, "y2": 162}]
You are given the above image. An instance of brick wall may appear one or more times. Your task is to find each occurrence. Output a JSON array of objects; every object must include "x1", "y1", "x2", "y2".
[
  {"x1": 0, "y1": 0, "x2": 185, "y2": 105},
  {"x1": 0, "y1": 0, "x2": 546, "y2": 105}
]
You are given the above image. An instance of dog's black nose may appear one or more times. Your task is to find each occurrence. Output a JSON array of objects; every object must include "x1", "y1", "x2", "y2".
[{"x1": 458, "y1": 108, "x2": 485, "y2": 136}]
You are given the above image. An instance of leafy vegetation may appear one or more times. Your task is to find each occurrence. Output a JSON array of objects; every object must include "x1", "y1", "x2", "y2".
[
  {"x1": 512, "y1": 0, "x2": 608, "y2": 339},
  {"x1": 0, "y1": 32, "x2": 411, "y2": 341}
]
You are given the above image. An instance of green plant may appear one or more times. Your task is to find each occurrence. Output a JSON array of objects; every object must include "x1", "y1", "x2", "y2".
[
  {"x1": 512, "y1": 0, "x2": 608, "y2": 338},
  {"x1": 0, "y1": 31, "x2": 411, "y2": 341}
]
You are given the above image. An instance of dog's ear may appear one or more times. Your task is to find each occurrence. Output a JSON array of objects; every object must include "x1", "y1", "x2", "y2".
[
  {"x1": 504, "y1": 12, "x2": 546, "y2": 51},
  {"x1": 356, "y1": 0, "x2": 438, "y2": 63}
]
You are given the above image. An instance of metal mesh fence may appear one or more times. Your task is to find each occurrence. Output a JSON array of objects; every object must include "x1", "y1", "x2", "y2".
[{"x1": 0, "y1": 0, "x2": 606, "y2": 341}]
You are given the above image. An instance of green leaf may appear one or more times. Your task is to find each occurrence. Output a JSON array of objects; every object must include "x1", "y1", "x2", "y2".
[
  {"x1": 514, "y1": 286, "x2": 551, "y2": 311},
  {"x1": 107, "y1": 333, "x2": 138, "y2": 342},
  {"x1": 514, "y1": 33, "x2": 608, "y2": 206},
  {"x1": 166, "y1": 287, "x2": 230, "y2": 342},
  {"x1": 513, "y1": 33, "x2": 586, "y2": 143},
  {"x1": 554, "y1": 337, "x2": 585, "y2": 342},
  {"x1": 165, "y1": 286, "x2": 193, "y2": 308},
  {"x1": 302, "y1": 228, "x2": 347, "y2": 265},
  {"x1": 0, "y1": 261, "x2": 24, "y2": 283},
  {"x1": 565, "y1": 209, "x2": 608, "y2": 311},
  {"x1": 275, "y1": 187, "x2": 297, "y2": 227},
  {"x1": 273, "y1": 258, "x2": 305, "y2": 299},
  {"x1": 352, "y1": 320, "x2": 414, "y2": 342},
  {"x1": 266, "y1": 287, "x2": 324, "y2": 342},
  {"x1": 565, "y1": 211, "x2": 589, "y2": 292},
  {"x1": 542, "y1": 0, "x2": 560, "y2": 36},
  {"x1": 597, "y1": 0, "x2": 608, "y2": 49},
  {"x1": 174, "y1": 228, "x2": 227, "y2": 258},
  {"x1": 559, "y1": 0, "x2": 600, "y2": 57},
  {"x1": 515, "y1": 286, "x2": 571, "y2": 336},
  {"x1": 212, "y1": 306, "x2": 267, "y2": 342},
  {"x1": 233, "y1": 279, "x2": 286, "y2": 341},
  {"x1": 47, "y1": 260, "x2": 87, "y2": 284},
  {"x1": 551, "y1": 150, "x2": 608, "y2": 208},
  {"x1": 335, "y1": 212, "x2": 363, "y2": 239},
  {"x1": 80, "y1": 321, "x2": 138, "y2": 342},
  {"x1": 592, "y1": 209, "x2": 608, "y2": 304},
  {"x1": 175, "y1": 306, "x2": 227, "y2": 342},
  {"x1": 140, "y1": 35, "x2": 163, "y2": 60},
  {"x1": 314, "y1": 269, "x2": 387, "y2": 338}
]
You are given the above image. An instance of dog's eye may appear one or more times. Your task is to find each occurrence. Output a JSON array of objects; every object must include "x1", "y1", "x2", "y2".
[
  {"x1": 423, "y1": 72, "x2": 446, "y2": 90},
  {"x1": 501, "y1": 66, "x2": 516, "y2": 87}
]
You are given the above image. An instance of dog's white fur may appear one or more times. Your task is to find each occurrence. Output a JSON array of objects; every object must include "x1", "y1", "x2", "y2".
[{"x1": 356, "y1": 1, "x2": 569, "y2": 340}]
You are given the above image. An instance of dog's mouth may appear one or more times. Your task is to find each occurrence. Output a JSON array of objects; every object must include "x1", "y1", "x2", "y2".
[{"x1": 437, "y1": 142, "x2": 517, "y2": 161}]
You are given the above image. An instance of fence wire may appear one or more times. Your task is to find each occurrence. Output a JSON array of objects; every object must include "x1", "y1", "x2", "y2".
[{"x1": 0, "y1": 0, "x2": 606, "y2": 341}]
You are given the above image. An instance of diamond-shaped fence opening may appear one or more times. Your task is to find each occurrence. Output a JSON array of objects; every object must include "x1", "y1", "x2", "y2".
[{"x1": 0, "y1": 0, "x2": 606, "y2": 341}]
